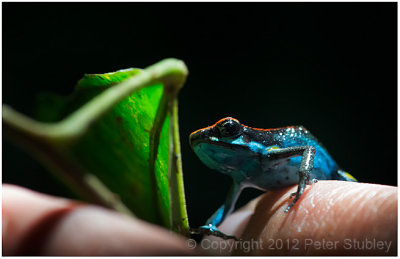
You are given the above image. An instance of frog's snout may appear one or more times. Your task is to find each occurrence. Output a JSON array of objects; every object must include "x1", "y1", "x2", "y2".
[
  {"x1": 189, "y1": 129, "x2": 204, "y2": 148},
  {"x1": 189, "y1": 131, "x2": 197, "y2": 147}
]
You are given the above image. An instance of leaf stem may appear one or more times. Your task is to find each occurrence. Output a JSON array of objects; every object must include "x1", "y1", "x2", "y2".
[
  {"x1": 3, "y1": 58, "x2": 188, "y2": 146},
  {"x1": 169, "y1": 97, "x2": 190, "y2": 235}
]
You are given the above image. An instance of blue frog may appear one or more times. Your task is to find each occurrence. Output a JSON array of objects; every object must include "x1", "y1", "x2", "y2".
[{"x1": 189, "y1": 117, "x2": 357, "y2": 240}]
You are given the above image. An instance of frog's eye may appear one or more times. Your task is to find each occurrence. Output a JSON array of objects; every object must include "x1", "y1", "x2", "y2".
[{"x1": 216, "y1": 118, "x2": 241, "y2": 138}]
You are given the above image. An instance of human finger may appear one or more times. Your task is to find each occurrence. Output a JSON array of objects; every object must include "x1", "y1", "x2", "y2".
[
  {"x1": 2, "y1": 184, "x2": 195, "y2": 256},
  {"x1": 200, "y1": 181, "x2": 397, "y2": 255}
]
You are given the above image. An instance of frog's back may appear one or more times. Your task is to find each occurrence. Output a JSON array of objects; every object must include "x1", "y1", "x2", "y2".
[
  {"x1": 272, "y1": 126, "x2": 339, "y2": 177},
  {"x1": 242, "y1": 125, "x2": 340, "y2": 188}
]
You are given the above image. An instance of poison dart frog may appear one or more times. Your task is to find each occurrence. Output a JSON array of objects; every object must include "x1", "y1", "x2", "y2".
[{"x1": 189, "y1": 117, "x2": 357, "y2": 240}]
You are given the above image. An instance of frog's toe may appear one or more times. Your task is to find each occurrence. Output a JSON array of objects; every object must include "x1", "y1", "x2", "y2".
[
  {"x1": 190, "y1": 224, "x2": 239, "y2": 240},
  {"x1": 284, "y1": 202, "x2": 295, "y2": 213},
  {"x1": 285, "y1": 195, "x2": 300, "y2": 212},
  {"x1": 286, "y1": 190, "x2": 303, "y2": 212}
]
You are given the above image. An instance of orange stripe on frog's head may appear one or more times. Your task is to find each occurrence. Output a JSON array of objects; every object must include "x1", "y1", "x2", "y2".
[
  {"x1": 247, "y1": 125, "x2": 296, "y2": 132},
  {"x1": 190, "y1": 117, "x2": 294, "y2": 137},
  {"x1": 189, "y1": 117, "x2": 240, "y2": 137}
]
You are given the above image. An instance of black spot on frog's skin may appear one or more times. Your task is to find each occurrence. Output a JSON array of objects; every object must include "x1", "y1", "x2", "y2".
[
  {"x1": 285, "y1": 176, "x2": 289, "y2": 180},
  {"x1": 276, "y1": 180, "x2": 282, "y2": 185},
  {"x1": 242, "y1": 134, "x2": 250, "y2": 143}
]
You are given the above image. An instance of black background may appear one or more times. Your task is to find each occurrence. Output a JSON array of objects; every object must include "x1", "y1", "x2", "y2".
[{"x1": 3, "y1": 3, "x2": 397, "y2": 228}]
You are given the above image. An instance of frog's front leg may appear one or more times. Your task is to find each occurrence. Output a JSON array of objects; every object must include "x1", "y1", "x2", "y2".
[
  {"x1": 190, "y1": 182, "x2": 243, "y2": 240},
  {"x1": 266, "y1": 145, "x2": 316, "y2": 213}
]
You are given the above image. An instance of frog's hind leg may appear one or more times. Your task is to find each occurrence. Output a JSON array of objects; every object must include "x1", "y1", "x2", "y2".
[
  {"x1": 190, "y1": 182, "x2": 243, "y2": 240},
  {"x1": 266, "y1": 146, "x2": 316, "y2": 213}
]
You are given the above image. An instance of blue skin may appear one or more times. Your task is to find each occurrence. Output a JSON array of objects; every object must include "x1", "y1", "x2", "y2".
[{"x1": 190, "y1": 117, "x2": 357, "y2": 240}]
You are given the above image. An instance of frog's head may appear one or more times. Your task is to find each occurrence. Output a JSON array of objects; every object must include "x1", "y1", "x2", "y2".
[{"x1": 189, "y1": 117, "x2": 261, "y2": 177}]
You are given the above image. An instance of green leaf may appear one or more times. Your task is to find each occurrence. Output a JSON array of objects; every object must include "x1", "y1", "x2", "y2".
[
  {"x1": 67, "y1": 70, "x2": 170, "y2": 226},
  {"x1": 3, "y1": 59, "x2": 189, "y2": 235}
]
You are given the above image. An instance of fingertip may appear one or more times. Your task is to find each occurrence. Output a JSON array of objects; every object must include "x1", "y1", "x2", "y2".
[
  {"x1": 210, "y1": 181, "x2": 396, "y2": 255},
  {"x1": 239, "y1": 181, "x2": 397, "y2": 255}
]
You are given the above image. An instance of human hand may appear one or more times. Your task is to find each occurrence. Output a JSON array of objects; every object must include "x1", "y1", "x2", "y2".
[
  {"x1": 4, "y1": 181, "x2": 397, "y2": 256},
  {"x1": 2, "y1": 184, "x2": 195, "y2": 256},
  {"x1": 198, "y1": 181, "x2": 397, "y2": 255}
]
